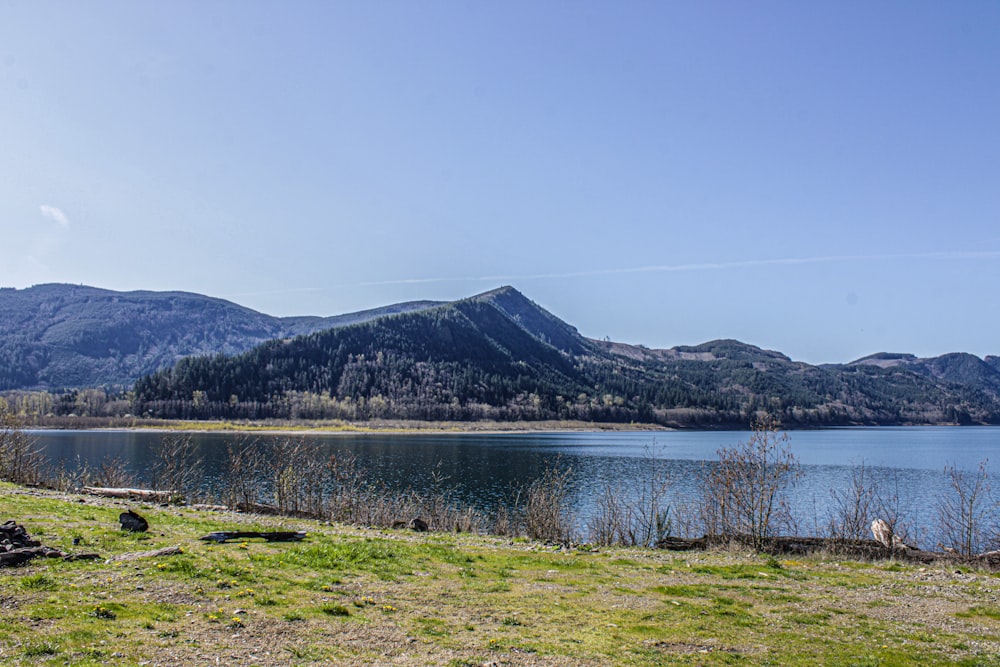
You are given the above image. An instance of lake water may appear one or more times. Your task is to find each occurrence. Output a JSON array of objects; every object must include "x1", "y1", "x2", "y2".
[{"x1": 28, "y1": 427, "x2": 1000, "y2": 548}]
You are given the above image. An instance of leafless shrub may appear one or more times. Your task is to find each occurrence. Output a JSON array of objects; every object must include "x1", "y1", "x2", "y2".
[
  {"x1": 345, "y1": 482, "x2": 423, "y2": 529},
  {"x1": 224, "y1": 437, "x2": 268, "y2": 510},
  {"x1": 271, "y1": 438, "x2": 327, "y2": 516},
  {"x1": 588, "y1": 485, "x2": 628, "y2": 545},
  {"x1": 699, "y1": 415, "x2": 800, "y2": 550},
  {"x1": 936, "y1": 459, "x2": 997, "y2": 556},
  {"x1": 0, "y1": 410, "x2": 45, "y2": 485},
  {"x1": 47, "y1": 456, "x2": 87, "y2": 492},
  {"x1": 421, "y1": 463, "x2": 453, "y2": 530},
  {"x1": 490, "y1": 497, "x2": 519, "y2": 537},
  {"x1": 828, "y1": 461, "x2": 880, "y2": 544},
  {"x1": 325, "y1": 452, "x2": 368, "y2": 523},
  {"x1": 446, "y1": 506, "x2": 483, "y2": 533},
  {"x1": 827, "y1": 461, "x2": 920, "y2": 552},
  {"x1": 401, "y1": 462, "x2": 486, "y2": 533},
  {"x1": 669, "y1": 497, "x2": 704, "y2": 539},
  {"x1": 523, "y1": 466, "x2": 575, "y2": 544},
  {"x1": 91, "y1": 457, "x2": 135, "y2": 488},
  {"x1": 588, "y1": 449, "x2": 672, "y2": 547},
  {"x1": 47, "y1": 455, "x2": 135, "y2": 493},
  {"x1": 151, "y1": 434, "x2": 202, "y2": 503},
  {"x1": 871, "y1": 469, "x2": 918, "y2": 549}
]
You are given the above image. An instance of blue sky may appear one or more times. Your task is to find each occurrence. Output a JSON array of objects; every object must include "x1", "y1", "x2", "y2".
[{"x1": 2, "y1": 2, "x2": 998, "y2": 364}]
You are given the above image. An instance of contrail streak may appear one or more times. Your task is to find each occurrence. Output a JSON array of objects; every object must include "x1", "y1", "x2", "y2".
[
  {"x1": 224, "y1": 250, "x2": 1000, "y2": 298},
  {"x1": 355, "y1": 250, "x2": 1000, "y2": 287}
]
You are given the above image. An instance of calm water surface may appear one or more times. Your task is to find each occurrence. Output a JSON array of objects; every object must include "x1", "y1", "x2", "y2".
[{"x1": 30, "y1": 426, "x2": 1000, "y2": 547}]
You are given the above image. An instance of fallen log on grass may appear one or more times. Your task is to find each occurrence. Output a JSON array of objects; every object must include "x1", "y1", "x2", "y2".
[
  {"x1": 655, "y1": 534, "x2": 1000, "y2": 568},
  {"x1": 63, "y1": 552, "x2": 102, "y2": 562},
  {"x1": 658, "y1": 534, "x2": 918, "y2": 557},
  {"x1": 0, "y1": 546, "x2": 65, "y2": 567},
  {"x1": 1, "y1": 546, "x2": 102, "y2": 566},
  {"x1": 656, "y1": 536, "x2": 707, "y2": 551},
  {"x1": 231, "y1": 502, "x2": 318, "y2": 519},
  {"x1": 108, "y1": 546, "x2": 184, "y2": 562},
  {"x1": 1, "y1": 519, "x2": 102, "y2": 566},
  {"x1": 81, "y1": 486, "x2": 173, "y2": 502},
  {"x1": 199, "y1": 530, "x2": 307, "y2": 543}
]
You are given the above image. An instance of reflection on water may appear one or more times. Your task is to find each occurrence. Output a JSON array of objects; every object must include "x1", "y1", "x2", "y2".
[{"x1": 30, "y1": 427, "x2": 1000, "y2": 548}]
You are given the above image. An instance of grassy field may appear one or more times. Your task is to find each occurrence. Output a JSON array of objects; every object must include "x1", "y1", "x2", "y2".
[{"x1": 2, "y1": 484, "x2": 1000, "y2": 666}]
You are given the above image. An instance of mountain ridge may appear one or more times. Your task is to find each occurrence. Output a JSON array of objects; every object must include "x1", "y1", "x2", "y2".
[
  {"x1": 4, "y1": 283, "x2": 999, "y2": 427},
  {"x1": 0, "y1": 283, "x2": 441, "y2": 390},
  {"x1": 130, "y1": 285, "x2": 1000, "y2": 427}
]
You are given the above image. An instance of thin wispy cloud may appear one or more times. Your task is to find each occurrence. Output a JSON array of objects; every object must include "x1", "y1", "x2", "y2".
[
  {"x1": 356, "y1": 250, "x2": 1000, "y2": 287},
  {"x1": 39, "y1": 204, "x2": 70, "y2": 227},
  {"x1": 224, "y1": 250, "x2": 1000, "y2": 301}
]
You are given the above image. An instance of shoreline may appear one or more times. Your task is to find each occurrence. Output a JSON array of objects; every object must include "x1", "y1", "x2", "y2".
[
  {"x1": 23, "y1": 418, "x2": 676, "y2": 435},
  {"x1": 20, "y1": 417, "x2": 988, "y2": 435}
]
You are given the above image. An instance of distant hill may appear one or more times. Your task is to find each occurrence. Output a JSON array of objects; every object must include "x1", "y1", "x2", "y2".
[
  {"x1": 849, "y1": 352, "x2": 1000, "y2": 398},
  {"x1": 132, "y1": 286, "x2": 1000, "y2": 427},
  {"x1": 0, "y1": 284, "x2": 441, "y2": 390}
]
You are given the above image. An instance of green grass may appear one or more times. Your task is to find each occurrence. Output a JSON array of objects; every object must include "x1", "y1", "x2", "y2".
[
  {"x1": 2, "y1": 482, "x2": 1000, "y2": 666},
  {"x1": 319, "y1": 603, "x2": 351, "y2": 617},
  {"x1": 958, "y1": 605, "x2": 1000, "y2": 621}
]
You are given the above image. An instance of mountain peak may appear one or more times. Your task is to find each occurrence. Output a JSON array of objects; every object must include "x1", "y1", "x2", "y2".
[
  {"x1": 464, "y1": 286, "x2": 588, "y2": 355},
  {"x1": 468, "y1": 285, "x2": 522, "y2": 300},
  {"x1": 849, "y1": 352, "x2": 918, "y2": 368},
  {"x1": 673, "y1": 339, "x2": 792, "y2": 363}
]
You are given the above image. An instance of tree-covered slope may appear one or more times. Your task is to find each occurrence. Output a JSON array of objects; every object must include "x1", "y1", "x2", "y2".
[
  {"x1": 6, "y1": 283, "x2": 999, "y2": 426},
  {"x1": 849, "y1": 352, "x2": 1000, "y2": 398},
  {"x1": 0, "y1": 284, "x2": 440, "y2": 390},
  {"x1": 135, "y1": 289, "x2": 594, "y2": 421},
  {"x1": 133, "y1": 286, "x2": 1000, "y2": 426}
]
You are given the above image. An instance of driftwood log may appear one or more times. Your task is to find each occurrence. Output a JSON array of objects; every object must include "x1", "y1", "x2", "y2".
[
  {"x1": 108, "y1": 546, "x2": 184, "y2": 562},
  {"x1": 81, "y1": 486, "x2": 172, "y2": 502},
  {"x1": 199, "y1": 531, "x2": 307, "y2": 543},
  {"x1": 1, "y1": 546, "x2": 64, "y2": 567},
  {"x1": 658, "y1": 534, "x2": 910, "y2": 558},
  {"x1": 231, "y1": 503, "x2": 318, "y2": 518},
  {"x1": 657, "y1": 534, "x2": 1000, "y2": 568}
]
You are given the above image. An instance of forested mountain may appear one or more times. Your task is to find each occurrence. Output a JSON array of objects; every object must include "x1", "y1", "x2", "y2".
[
  {"x1": 133, "y1": 286, "x2": 1000, "y2": 427},
  {"x1": 849, "y1": 352, "x2": 1000, "y2": 398},
  {"x1": 0, "y1": 284, "x2": 440, "y2": 390},
  {"x1": 5, "y1": 283, "x2": 999, "y2": 427}
]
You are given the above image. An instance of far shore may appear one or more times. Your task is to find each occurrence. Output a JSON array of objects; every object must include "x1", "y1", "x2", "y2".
[
  {"x1": 20, "y1": 415, "x2": 990, "y2": 434},
  {"x1": 23, "y1": 416, "x2": 676, "y2": 435}
]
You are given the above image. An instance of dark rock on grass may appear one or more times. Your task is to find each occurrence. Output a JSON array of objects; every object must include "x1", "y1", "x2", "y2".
[
  {"x1": 1, "y1": 519, "x2": 40, "y2": 548},
  {"x1": 119, "y1": 509, "x2": 149, "y2": 532},
  {"x1": 1, "y1": 519, "x2": 99, "y2": 566}
]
